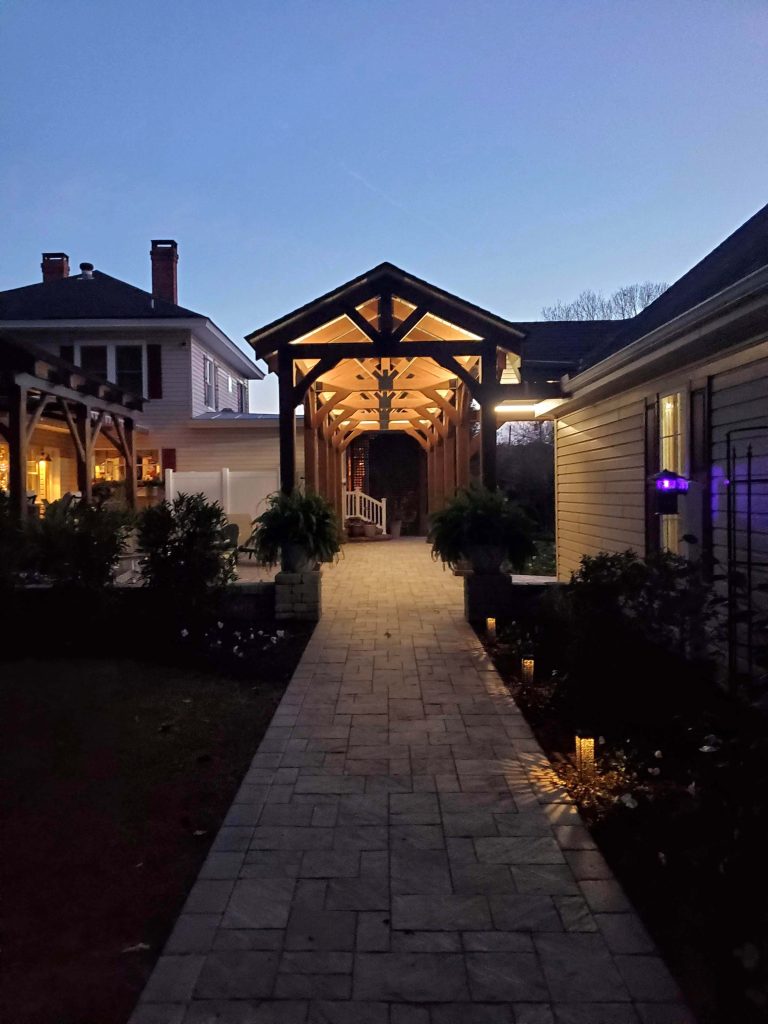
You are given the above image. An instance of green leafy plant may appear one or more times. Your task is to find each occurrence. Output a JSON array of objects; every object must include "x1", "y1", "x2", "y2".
[
  {"x1": 138, "y1": 493, "x2": 236, "y2": 594},
  {"x1": 32, "y1": 496, "x2": 131, "y2": 590},
  {"x1": 0, "y1": 491, "x2": 29, "y2": 590},
  {"x1": 247, "y1": 490, "x2": 340, "y2": 570},
  {"x1": 428, "y1": 485, "x2": 536, "y2": 572}
]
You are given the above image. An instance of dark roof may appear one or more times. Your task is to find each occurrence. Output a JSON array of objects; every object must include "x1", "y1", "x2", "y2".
[
  {"x1": 0, "y1": 269, "x2": 205, "y2": 321},
  {"x1": 584, "y1": 201, "x2": 768, "y2": 366},
  {"x1": 246, "y1": 261, "x2": 525, "y2": 356},
  {"x1": 514, "y1": 321, "x2": 621, "y2": 366}
]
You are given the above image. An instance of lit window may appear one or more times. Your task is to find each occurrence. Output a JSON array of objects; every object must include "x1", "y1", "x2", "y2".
[
  {"x1": 93, "y1": 449, "x2": 125, "y2": 482},
  {"x1": 659, "y1": 392, "x2": 684, "y2": 552}
]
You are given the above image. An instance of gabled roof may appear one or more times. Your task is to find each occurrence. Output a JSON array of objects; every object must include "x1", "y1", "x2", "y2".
[
  {"x1": 246, "y1": 261, "x2": 525, "y2": 357},
  {"x1": 583, "y1": 201, "x2": 768, "y2": 366},
  {"x1": 0, "y1": 269, "x2": 205, "y2": 320}
]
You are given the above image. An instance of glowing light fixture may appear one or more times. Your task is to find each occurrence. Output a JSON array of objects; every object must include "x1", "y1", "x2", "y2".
[
  {"x1": 575, "y1": 735, "x2": 596, "y2": 781},
  {"x1": 486, "y1": 617, "x2": 496, "y2": 640},
  {"x1": 521, "y1": 657, "x2": 535, "y2": 684}
]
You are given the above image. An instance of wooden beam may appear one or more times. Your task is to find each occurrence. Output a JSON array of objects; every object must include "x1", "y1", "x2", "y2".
[
  {"x1": 480, "y1": 347, "x2": 498, "y2": 491},
  {"x1": 343, "y1": 305, "x2": 380, "y2": 345},
  {"x1": 312, "y1": 389, "x2": 352, "y2": 428},
  {"x1": 421, "y1": 387, "x2": 460, "y2": 424},
  {"x1": 293, "y1": 354, "x2": 340, "y2": 404},
  {"x1": 25, "y1": 394, "x2": 54, "y2": 445},
  {"x1": 391, "y1": 306, "x2": 427, "y2": 343},
  {"x1": 432, "y1": 354, "x2": 480, "y2": 397}
]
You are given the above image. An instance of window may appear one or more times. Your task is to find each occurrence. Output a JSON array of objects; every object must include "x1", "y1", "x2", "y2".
[
  {"x1": 79, "y1": 345, "x2": 108, "y2": 379},
  {"x1": 116, "y1": 345, "x2": 143, "y2": 394},
  {"x1": 63, "y1": 343, "x2": 146, "y2": 396},
  {"x1": 93, "y1": 449, "x2": 126, "y2": 482},
  {"x1": 659, "y1": 392, "x2": 684, "y2": 552},
  {"x1": 203, "y1": 356, "x2": 216, "y2": 408},
  {"x1": 136, "y1": 449, "x2": 161, "y2": 482}
]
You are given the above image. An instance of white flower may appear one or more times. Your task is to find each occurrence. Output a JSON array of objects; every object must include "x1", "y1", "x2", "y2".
[
  {"x1": 276, "y1": 630, "x2": 285, "y2": 638},
  {"x1": 620, "y1": 793, "x2": 638, "y2": 809},
  {"x1": 699, "y1": 745, "x2": 718, "y2": 753},
  {"x1": 648, "y1": 767, "x2": 661, "y2": 776},
  {"x1": 654, "y1": 750, "x2": 663, "y2": 759},
  {"x1": 217, "y1": 621, "x2": 224, "y2": 629},
  {"x1": 686, "y1": 782, "x2": 697, "y2": 796},
  {"x1": 271, "y1": 636, "x2": 278, "y2": 644},
  {"x1": 658, "y1": 851, "x2": 667, "y2": 866},
  {"x1": 180, "y1": 628, "x2": 189, "y2": 638}
]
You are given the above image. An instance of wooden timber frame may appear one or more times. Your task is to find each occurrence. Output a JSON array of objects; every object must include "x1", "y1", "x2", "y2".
[
  {"x1": 0, "y1": 333, "x2": 144, "y2": 519},
  {"x1": 246, "y1": 263, "x2": 561, "y2": 517}
]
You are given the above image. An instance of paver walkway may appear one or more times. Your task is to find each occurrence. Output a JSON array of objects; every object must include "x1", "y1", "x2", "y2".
[{"x1": 132, "y1": 539, "x2": 693, "y2": 1024}]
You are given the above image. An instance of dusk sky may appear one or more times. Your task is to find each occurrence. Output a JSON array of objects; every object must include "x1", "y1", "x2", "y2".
[{"x1": 2, "y1": 1, "x2": 767, "y2": 411}]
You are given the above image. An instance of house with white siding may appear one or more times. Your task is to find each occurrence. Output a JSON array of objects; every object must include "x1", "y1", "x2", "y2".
[
  {"x1": 552, "y1": 202, "x2": 768, "y2": 681},
  {"x1": 0, "y1": 242, "x2": 290, "y2": 526}
]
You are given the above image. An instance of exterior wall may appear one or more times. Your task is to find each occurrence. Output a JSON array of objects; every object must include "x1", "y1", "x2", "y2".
[
  {"x1": 710, "y1": 352, "x2": 768, "y2": 590},
  {"x1": 555, "y1": 395, "x2": 646, "y2": 579},
  {"x1": 555, "y1": 334, "x2": 768, "y2": 582},
  {"x1": 190, "y1": 338, "x2": 248, "y2": 417}
]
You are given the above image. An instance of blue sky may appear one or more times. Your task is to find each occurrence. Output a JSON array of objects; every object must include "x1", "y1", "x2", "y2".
[{"x1": 1, "y1": 1, "x2": 767, "y2": 411}]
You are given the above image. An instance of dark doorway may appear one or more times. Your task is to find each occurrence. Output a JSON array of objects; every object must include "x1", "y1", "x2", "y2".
[{"x1": 368, "y1": 433, "x2": 425, "y2": 535}]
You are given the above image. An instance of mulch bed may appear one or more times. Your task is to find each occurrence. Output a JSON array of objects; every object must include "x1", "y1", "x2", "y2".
[
  {"x1": 484, "y1": 634, "x2": 768, "y2": 1024},
  {"x1": 0, "y1": 635, "x2": 310, "y2": 1024}
]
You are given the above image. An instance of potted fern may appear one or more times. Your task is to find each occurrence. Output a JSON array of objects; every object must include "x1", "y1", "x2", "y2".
[
  {"x1": 429, "y1": 486, "x2": 536, "y2": 575},
  {"x1": 247, "y1": 490, "x2": 340, "y2": 572}
]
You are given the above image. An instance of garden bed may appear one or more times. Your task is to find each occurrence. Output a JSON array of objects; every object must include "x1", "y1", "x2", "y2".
[
  {"x1": 0, "y1": 636, "x2": 310, "y2": 1023},
  {"x1": 483, "y1": 628, "x2": 768, "y2": 1024}
]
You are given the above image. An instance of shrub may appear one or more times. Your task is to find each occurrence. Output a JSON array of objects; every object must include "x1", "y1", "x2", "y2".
[
  {"x1": 429, "y1": 485, "x2": 536, "y2": 572},
  {"x1": 138, "y1": 493, "x2": 236, "y2": 598},
  {"x1": 247, "y1": 490, "x2": 340, "y2": 569},
  {"x1": 31, "y1": 497, "x2": 131, "y2": 590},
  {"x1": 0, "y1": 491, "x2": 28, "y2": 590}
]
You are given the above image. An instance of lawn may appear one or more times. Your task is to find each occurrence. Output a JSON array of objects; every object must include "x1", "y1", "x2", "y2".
[{"x1": 0, "y1": 646, "x2": 309, "y2": 1024}]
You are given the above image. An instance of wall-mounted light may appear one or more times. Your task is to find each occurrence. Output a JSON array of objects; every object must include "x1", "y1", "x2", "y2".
[
  {"x1": 521, "y1": 657, "x2": 534, "y2": 684},
  {"x1": 651, "y1": 469, "x2": 690, "y2": 515},
  {"x1": 575, "y1": 734, "x2": 595, "y2": 781}
]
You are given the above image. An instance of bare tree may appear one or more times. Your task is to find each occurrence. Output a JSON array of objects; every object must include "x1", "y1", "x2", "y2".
[{"x1": 541, "y1": 281, "x2": 668, "y2": 321}]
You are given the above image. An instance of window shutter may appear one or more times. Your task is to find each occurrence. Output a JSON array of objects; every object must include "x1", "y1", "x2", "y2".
[
  {"x1": 60, "y1": 344, "x2": 74, "y2": 364},
  {"x1": 161, "y1": 448, "x2": 177, "y2": 472},
  {"x1": 147, "y1": 344, "x2": 163, "y2": 399},
  {"x1": 645, "y1": 397, "x2": 660, "y2": 555}
]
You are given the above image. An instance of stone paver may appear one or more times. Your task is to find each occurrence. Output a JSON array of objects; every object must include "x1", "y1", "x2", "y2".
[{"x1": 132, "y1": 539, "x2": 693, "y2": 1022}]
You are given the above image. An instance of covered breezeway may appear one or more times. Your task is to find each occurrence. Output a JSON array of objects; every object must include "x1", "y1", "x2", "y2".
[{"x1": 246, "y1": 263, "x2": 564, "y2": 527}]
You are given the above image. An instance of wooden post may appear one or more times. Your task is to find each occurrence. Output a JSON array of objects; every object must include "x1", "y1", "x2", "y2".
[
  {"x1": 434, "y1": 440, "x2": 445, "y2": 510},
  {"x1": 480, "y1": 347, "x2": 498, "y2": 491},
  {"x1": 74, "y1": 404, "x2": 93, "y2": 504},
  {"x1": 8, "y1": 383, "x2": 28, "y2": 520},
  {"x1": 317, "y1": 434, "x2": 329, "y2": 504},
  {"x1": 303, "y1": 396, "x2": 318, "y2": 493},
  {"x1": 278, "y1": 351, "x2": 296, "y2": 494},
  {"x1": 444, "y1": 431, "x2": 456, "y2": 503},
  {"x1": 123, "y1": 417, "x2": 136, "y2": 509}
]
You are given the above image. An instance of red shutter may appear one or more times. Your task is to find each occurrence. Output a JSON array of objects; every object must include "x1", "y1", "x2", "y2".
[
  {"x1": 147, "y1": 344, "x2": 163, "y2": 399},
  {"x1": 645, "y1": 397, "x2": 660, "y2": 555},
  {"x1": 161, "y1": 448, "x2": 177, "y2": 472}
]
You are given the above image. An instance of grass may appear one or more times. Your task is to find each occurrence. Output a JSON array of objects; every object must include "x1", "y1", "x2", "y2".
[{"x1": 0, "y1": 645, "x2": 309, "y2": 1024}]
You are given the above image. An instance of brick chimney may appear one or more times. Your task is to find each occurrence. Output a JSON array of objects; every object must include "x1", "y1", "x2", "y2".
[
  {"x1": 150, "y1": 239, "x2": 178, "y2": 304},
  {"x1": 41, "y1": 252, "x2": 70, "y2": 282}
]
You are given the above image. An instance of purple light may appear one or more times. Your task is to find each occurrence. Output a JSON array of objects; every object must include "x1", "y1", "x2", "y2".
[{"x1": 654, "y1": 474, "x2": 689, "y2": 493}]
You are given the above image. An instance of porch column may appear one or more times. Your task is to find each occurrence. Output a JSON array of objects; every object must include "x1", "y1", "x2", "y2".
[
  {"x1": 317, "y1": 434, "x2": 329, "y2": 504},
  {"x1": 426, "y1": 444, "x2": 435, "y2": 514},
  {"x1": 444, "y1": 431, "x2": 456, "y2": 503},
  {"x1": 123, "y1": 417, "x2": 136, "y2": 509},
  {"x1": 8, "y1": 383, "x2": 28, "y2": 520},
  {"x1": 480, "y1": 348, "x2": 498, "y2": 490},
  {"x1": 278, "y1": 351, "x2": 296, "y2": 494},
  {"x1": 74, "y1": 404, "x2": 93, "y2": 504},
  {"x1": 434, "y1": 439, "x2": 446, "y2": 510},
  {"x1": 303, "y1": 397, "x2": 318, "y2": 493},
  {"x1": 456, "y1": 391, "x2": 471, "y2": 491}
]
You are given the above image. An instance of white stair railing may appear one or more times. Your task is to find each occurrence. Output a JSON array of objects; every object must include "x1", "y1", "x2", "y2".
[{"x1": 343, "y1": 488, "x2": 387, "y2": 532}]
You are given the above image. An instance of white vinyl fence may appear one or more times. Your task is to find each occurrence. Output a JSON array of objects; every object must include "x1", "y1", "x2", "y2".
[{"x1": 165, "y1": 467, "x2": 279, "y2": 537}]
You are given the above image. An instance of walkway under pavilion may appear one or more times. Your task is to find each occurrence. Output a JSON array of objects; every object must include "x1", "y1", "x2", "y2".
[
  {"x1": 246, "y1": 263, "x2": 565, "y2": 519},
  {"x1": 132, "y1": 540, "x2": 692, "y2": 1023}
]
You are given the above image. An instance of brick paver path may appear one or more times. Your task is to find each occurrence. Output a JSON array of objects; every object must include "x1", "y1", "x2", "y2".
[{"x1": 132, "y1": 539, "x2": 694, "y2": 1024}]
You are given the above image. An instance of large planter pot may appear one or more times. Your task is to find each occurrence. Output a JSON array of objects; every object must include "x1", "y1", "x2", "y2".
[
  {"x1": 389, "y1": 519, "x2": 403, "y2": 538},
  {"x1": 466, "y1": 544, "x2": 506, "y2": 575},
  {"x1": 281, "y1": 543, "x2": 314, "y2": 573},
  {"x1": 363, "y1": 522, "x2": 377, "y2": 538},
  {"x1": 346, "y1": 520, "x2": 365, "y2": 538}
]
